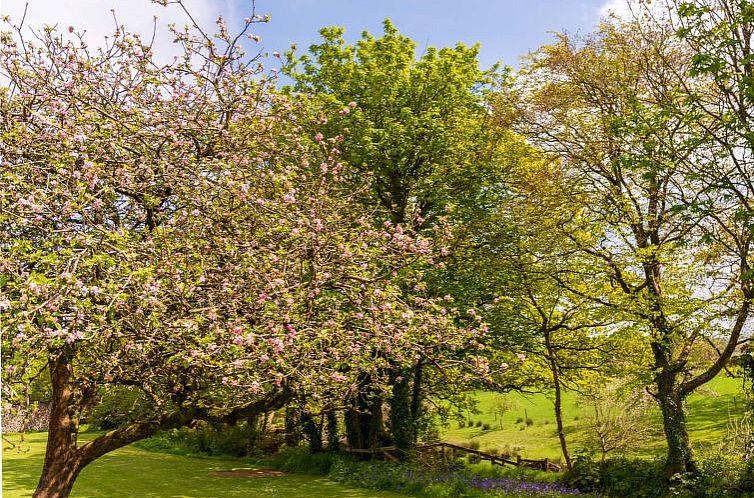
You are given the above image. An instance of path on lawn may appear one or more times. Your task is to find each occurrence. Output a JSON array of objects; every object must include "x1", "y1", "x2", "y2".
[{"x1": 2, "y1": 432, "x2": 404, "y2": 498}]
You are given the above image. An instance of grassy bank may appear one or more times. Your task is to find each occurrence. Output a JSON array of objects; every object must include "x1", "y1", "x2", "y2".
[{"x1": 441, "y1": 376, "x2": 745, "y2": 461}]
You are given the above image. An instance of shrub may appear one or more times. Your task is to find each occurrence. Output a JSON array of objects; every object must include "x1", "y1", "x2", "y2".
[
  {"x1": 566, "y1": 453, "x2": 754, "y2": 498},
  {"x1": 482, "y1": 423, "x2": 491, "y2": 431},
  {"x1": 740, "y1": 458, "x2": 754, "y2": 493},
  {"x1": 458, "y1": 420, "x2": 466, "y2": 428},
  {"x1": 564, "y1": 450, "x2": 601, "y2": 492},
  {"x1": 269, "y1": 447, "x2": 340, "y2": 475},
  {"x1": 525, "y1": 418, "x2": 534, "y2": 426},
  {"x1": 468, "y1": 419, "x2": 474, "y2": 427},
  {"x1": 515, "y1": 417, "x2": 524, "y2": 424},
  {"x1": 500, "y1": 445, "x2": 513, "y2": 459},
  {"x1": 475, "y1": 420, "x2": 483, "y2": 428},
  {"x1": 88, "y1": 385, "x2": 152, "y2": 430},
  {"x1": 468, "y1": 440, "x2": 481, "y2": 451},
  {"x1": 597, "y1": 457, "x2": 666, "y2": 498},
  {"x1": 670, "y1": 452, "x2": 749, "y2": 498},
  {"x1": 137, "y1": 420, "x2": 275, "y2": 458}
]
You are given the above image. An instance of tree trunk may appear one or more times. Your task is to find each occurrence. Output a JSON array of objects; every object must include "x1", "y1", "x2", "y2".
[
  {"x1": 344, "y1": 408, "x2": 361, "y2": 449},
  {"x1": 247, "y1": 413, "x2": 260, "y2": 451},
  {"x1": 410, "y1": 359, "x2": 424, "y2": 443},
  {"x1": 657, "y1": 373, "x2": 696, "y2": 476},
  {"x1": 552, "y1": 373, "x2": 571, "y2": 471},
  {"x1": 34, "y1": 356, "x2": 293, "y2": 497},
  {"x1": 326, "y1": 411, "x2": 339, "y2": 452},
  {"x1": 301, "y1": 413, "x2": 323, "y2": 453},
  {"x1": 544, "y1": 329, "x2": 571, "y2": 471},
  {"x1": 34, "y1": 356, "x2": 83, "y2": 498},
  {"x1": 33, "y1": 457, "x2": 82, "y2": 498},
  {"x1": 368, "y1": 398, "x2": 384, "y2": 449},
  {"x1": 390, "y1": 370, "x2": 413, "y2": 460},
  {"x1": 284, "y1": 407, "x2": 300, "y2": 447},
  {"x1": 345, "y1": 373, "x2": 383, "y2": 452}
]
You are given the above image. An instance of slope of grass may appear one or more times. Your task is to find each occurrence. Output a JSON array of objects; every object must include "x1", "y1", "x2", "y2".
[
  {"x1": 2, "y1": 432, "x2": 406, "y2": 498},
  {"x1": 440, "y1": 375, "x2": 746, "y2": 462}
]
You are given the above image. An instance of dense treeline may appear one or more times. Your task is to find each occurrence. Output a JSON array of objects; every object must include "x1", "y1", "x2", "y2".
[{"x1": 3, "y1": 1, "x2": 754, "y2": 497}]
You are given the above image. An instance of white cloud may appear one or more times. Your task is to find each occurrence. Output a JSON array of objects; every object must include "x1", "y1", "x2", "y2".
[
  {"x1": 599, "y1": 0, "x2": 635, "y2": 19},
  {"x1": 0, "y1": 0, "x2": 239, "y2": 62}
]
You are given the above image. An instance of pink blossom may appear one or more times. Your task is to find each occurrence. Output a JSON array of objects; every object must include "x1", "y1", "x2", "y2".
[{"x1": 332, "y1": 372, "x2": 348, "y2": 382}]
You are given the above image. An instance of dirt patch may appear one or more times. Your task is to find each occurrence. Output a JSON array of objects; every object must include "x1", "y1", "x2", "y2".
[{"x1": 211, "y1": 468, "x2": 287, "y2": 478}]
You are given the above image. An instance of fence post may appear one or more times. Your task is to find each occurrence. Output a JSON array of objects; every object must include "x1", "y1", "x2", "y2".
[
  {"x1": 516, "y1": 455, "x2": 521, "y2": 466},
  {"x1": 543, "y1": 457, "x2": 549, "y2": 472}
]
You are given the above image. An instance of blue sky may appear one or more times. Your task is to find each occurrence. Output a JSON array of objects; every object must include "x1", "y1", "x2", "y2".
[
  {"x1": 2, "y1": 0, "x2": 628, "y2": 68},
  {"x1": 250, "y1": 0, "x2": 621, "y2": 68}
]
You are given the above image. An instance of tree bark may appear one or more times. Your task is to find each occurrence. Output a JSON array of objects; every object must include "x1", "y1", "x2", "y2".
[
  {"x1": 33, "y1": 356, "x2": 82, "y2": 498},
  {"x1": 301, "y1": 412, "x2": 323, "y2": 453},
  {"x1": 544, "y1": 330, "x2": 572, "y2": 471},
  {"x1": 326, "y1": 411, "x2": 339, "y2": 452},
  {"x1": 410, "y1": 359, "x2": 424, "y2": 442},
  {"x1": 345, "y1": 373, "x2": 384, "y2": 452},
  {"x1": 284, "y1": 407, "x2": 300, "y2": 448},
  {"x1": 657, "y1": 372, "x2": 696, "y2": 476},
  {"x1": 34, "y1": 354, "x2": 292, "y2": 498},
  {"x1": 390, "y1": 370, "x2": 413, "y2": 460},
  {"x1": 552, "y1": 368, "x2": 571, "y2": 471}
]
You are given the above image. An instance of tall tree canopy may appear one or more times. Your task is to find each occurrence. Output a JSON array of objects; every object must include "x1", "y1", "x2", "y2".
[
  {"x1": 282, "y1": 19, "x2": 512, "y2": 457},
  {"x1": 0, "y1": 8, "x2": 482, "y2": 496},
  {"x1": 517, "y1": 14, "x2": 754, "y2": 475},
  {"x1": 283, "y1": 19, "x2": 509, "y2": 228}
]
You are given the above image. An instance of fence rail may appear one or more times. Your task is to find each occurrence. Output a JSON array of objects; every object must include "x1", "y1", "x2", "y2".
[{"x1": 344, "y1": 442, "x2": 561, "y2": 472}]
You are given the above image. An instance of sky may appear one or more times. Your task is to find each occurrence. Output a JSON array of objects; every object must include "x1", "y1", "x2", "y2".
[{"x1": 0, "y1": 0, "x2": 633, "y2": 69}]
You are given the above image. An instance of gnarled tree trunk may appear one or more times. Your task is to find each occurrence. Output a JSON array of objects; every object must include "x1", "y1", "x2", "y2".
[
  {"x1": 34, "y1": 357, "x2": 82, "y2": 498},
  {"x1": 34, "y1": 353, "x2": 293, "y2": 498},
  {"x1": 657, "y1": 373, "x2": 695, "y2": 476}
]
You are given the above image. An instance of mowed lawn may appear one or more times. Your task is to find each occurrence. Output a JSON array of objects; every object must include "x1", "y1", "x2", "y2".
[
  {"x1": 441, "y1": 375, "x2": 746, "y2": 462},
  {"x1": 2, "y1": 432, "x2": 405, "y2": 498}
]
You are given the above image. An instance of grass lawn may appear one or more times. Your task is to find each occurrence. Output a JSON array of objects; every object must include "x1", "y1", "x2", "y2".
[
  {"x1": 440, "y1": 375, "x2": 746, "y2": 462},
  {"x1": 2, "y1": 432, "x2": 405, "y2": 498}
]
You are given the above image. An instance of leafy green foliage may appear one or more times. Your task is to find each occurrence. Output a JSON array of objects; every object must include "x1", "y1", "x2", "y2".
[
  {"x1": 284, "y1": 19, "x2": 508, "y2": 228},
  {"x1": 87, "y1": 386, "x2": 153, "y2": 430}
]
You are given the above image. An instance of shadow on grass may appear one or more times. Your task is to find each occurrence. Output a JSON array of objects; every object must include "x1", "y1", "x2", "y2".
[{"x1": 2, "y1": 433, "x2": 403, "y2": 498}]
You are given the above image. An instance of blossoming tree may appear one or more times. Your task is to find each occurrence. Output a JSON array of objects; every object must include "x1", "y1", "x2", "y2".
[{"x1": 0, "y1": 4, "x2": 482, "y2": 496}]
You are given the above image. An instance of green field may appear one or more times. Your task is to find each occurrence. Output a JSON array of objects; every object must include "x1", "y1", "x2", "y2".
[
  {"x1": 441, "y1": 376, "x2": 746, "y2": 462},
  {"x1": 2, "y1": 432, "x2": 405, "y2": 498}
]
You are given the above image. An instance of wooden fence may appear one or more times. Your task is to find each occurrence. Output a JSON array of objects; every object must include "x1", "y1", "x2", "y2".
[{"x1": 345, "y1": 441, "x2": 561, "y2": 472}]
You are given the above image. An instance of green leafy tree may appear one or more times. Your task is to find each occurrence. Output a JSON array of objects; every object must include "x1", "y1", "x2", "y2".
[
  {"x1": 518, "y1": 17, "x2": 753, "y2": 476},
  {"x1": 448, "y1": 154, "x2": 641, "y2": 471},
  {"x1": 283, "y1": 19, "x2": 510, "y2": 458}
]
